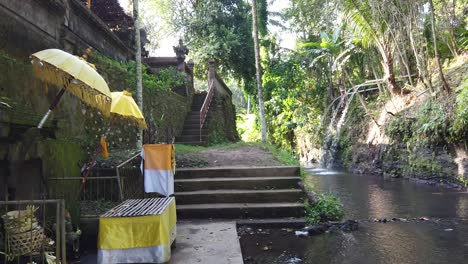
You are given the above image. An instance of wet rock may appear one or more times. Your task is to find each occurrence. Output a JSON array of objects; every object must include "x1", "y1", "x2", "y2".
[
  {"x1": 262, "y1": 246, "x2": 270, "y2": 251},
  {"x1": 420, "y1": 217, "x2": 429, "y2": 221},
  {"x1": 340, "y1": 220, "x2": 359, "y2": 232},
  {"x1": 382, "y1": 218, "x2": 388, "y2": 223},
  {"x1": 303, "y1": 225, "x2": 326, "y2": 235}
]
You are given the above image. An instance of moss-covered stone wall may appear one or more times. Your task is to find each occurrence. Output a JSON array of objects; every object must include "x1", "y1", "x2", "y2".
[
  {"x1": 0, "y1": 49, "x2": 191, "y2": 211},
  {"x1": 206, "y1": 94, "x2": 239, "y2": 144}
]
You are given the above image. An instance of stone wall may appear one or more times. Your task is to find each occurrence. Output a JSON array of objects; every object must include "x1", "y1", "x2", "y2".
[
  {"x1": 0, "y1": 0, "x2": 133, "y2": 60},
  {"x1": 0, "y1": 0, "x2": 193, "y2": 208},
  {"x1": 205, "y1": 61, "x2": 239, "y2": 143}
]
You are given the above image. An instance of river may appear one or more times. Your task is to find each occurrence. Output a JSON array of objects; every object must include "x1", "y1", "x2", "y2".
[{"x1": 240, "y1": 168, "x2": 468, "y2": 264}]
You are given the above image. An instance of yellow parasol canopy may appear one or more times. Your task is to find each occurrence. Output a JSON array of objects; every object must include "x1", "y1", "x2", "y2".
[
  {"x1": 31, "y1": 48, "x2": 111, "y2": 116},
  {"x1": 111, "y1": 91, "x2": 147, "y2": 129}
]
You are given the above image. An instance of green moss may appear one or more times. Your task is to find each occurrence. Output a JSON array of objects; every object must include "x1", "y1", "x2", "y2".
[
  {"x1": 405, "y1": 153, "x2": 444, "y2": 178},
  {"x1": 41, "y1": 139, "x2": 85, "y2": 223}
]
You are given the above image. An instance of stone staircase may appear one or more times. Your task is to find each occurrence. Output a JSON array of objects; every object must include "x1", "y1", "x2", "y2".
[
  {"x1": 175, "y1": 92, "x2": 209, "y2": 146},
  {"x1": 175, "y1": 166, "x2": 306, "y2": 219}
]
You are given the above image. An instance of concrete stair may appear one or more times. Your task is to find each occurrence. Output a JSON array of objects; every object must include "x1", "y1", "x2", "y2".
[
  {"x1": 175, "y1": 166, "x2": 306, "y2": 219},
  {"x1": 176, "y1": 92, "x2": 209, "y2": 146}
]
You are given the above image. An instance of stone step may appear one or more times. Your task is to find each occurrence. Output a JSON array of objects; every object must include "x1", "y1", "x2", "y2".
[
  {"x1": 175, "y1": 177, "x2": 301, "y2": 192},
  {"x1": 183, "y1": 124, "x2": 202, "y2": 130},
  {"x1": 175, "y1": 166, "x2": 300, "y2": 179},
  {"x1": 191, "y1": 106, "x2": 203, "y2": 111},
  {"x1": 175, "y1": 189, "x2": 304, "y2": 204},
  {"x1": 184, "y1": 119, "x2": 203, "y2": 125},
  {"x1": 176, "y1": 202, "x2": 305, "y2": 219},
  {"x1": 180, "y1": 129, "x2": 208, "y2": 136},
  {"x1": 187, "y1": 112, "x2": 201, "y2": 117},
  {"x1": 176, "y1": 135, "x2": 208, "y2": 142}
]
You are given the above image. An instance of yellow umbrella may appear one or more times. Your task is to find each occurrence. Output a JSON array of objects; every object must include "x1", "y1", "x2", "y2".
[
  {"x1": 111, "y1": 91, "x2": 147, "y2": 129},
  {"x1": 30, "y1": 48, "x2": 111, "y2": 128}
]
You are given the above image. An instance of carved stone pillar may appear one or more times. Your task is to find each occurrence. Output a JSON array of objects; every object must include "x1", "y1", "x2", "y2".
[
  {"x1": 173, "y1": 39, "x2": 188, "y2": 72},
  {"x1": 208, "y1": 59, "x2": 215, "y2": 83}
]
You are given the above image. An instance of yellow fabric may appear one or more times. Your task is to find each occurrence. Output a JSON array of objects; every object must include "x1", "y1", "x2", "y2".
[
  {"x1": 111, "y1": 91, "x2": 147, "y2": 129},
  {"x1": 98, "y1": 199, "x2": 176, "y2": 250},
  {"x1": 143, "y1": 144, "x2": 175, "y2": 171},
  {"x1": 31, "y1": 49, "x2": 111, "y2": 114}
]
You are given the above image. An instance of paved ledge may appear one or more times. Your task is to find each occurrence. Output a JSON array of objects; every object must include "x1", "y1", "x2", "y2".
[{"x1": 170, "y1": 220, "x2": 243, "y2": 264}]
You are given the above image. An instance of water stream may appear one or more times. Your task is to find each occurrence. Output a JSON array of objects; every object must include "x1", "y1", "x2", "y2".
[{"x1": 240, "y1": 168, "x2": 468, "y2": 264}]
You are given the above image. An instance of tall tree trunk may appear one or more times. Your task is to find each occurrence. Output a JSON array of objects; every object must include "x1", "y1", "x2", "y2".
[
  {"x1": 381, "y1": 45, "x2": 400, "y2": 95},
  {"x1": 133, "y1": 0, "x2": 143, "y2": 147},
  {"x1": 428, "y1": 0, "x2": 450, "y2": 93},
  {"x1": 251, "y1": 0, "x2": 267, "y2": 142}
]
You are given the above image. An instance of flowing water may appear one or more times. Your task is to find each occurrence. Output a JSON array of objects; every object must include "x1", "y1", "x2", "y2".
[{"x1": 240, "y1": 168, "x2": 468, "y2": 264}]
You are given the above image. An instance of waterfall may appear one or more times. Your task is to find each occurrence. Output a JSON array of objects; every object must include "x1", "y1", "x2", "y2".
[
  {"x1": 321, "y1": 96, "x2": 345, "y2": 167},
  {"x1": 327, "y1": 92, "x2": 356, "y2": 168},
  {"x1": 321, "y1": 88, "x2": 357, "y2": 168}
]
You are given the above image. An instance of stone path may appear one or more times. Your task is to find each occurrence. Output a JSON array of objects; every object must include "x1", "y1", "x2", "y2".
[{"x1": 170, "y1": 220, "x2": 243, "y2": 264}]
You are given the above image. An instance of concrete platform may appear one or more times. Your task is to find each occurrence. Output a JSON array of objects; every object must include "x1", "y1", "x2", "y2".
[{"x1": 170, "y1": 220, "x2": 243, "y2": 264}]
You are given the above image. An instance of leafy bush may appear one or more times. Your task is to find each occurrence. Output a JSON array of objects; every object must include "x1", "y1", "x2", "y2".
[
  {"x1": 305, "y1": 193, "x2": 344, "y2": 224},
  {"x1": 451, "y1": 80, "x2": 468, "y2": 140},
  {"x1": 89, "y1": 52, "x2": 186, "y2": 92},
  {"x1": 412, "y1": 100, "x2": 449, "y2": 145},
  {"x1": 386, "y1": 115, "x2": 413, "y2": 143}
]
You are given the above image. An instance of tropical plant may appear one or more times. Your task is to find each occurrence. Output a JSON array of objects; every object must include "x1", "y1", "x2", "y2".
[{"x1": 305, "y1": 193, "x2": 344, "y2": 224}]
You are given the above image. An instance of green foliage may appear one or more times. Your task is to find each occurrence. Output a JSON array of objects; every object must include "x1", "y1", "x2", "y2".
[
  {"x1": 451, "y1": 79, "x2": 468, "y2": 140},
  {"x1": 259, "y1": 142, "x2": 299, "y2": 166},
  {"x1": 413, "y1": 100, "x2": 448, "y2": 145},
  {"x1": 237, "y1": 114, "x2": 261, "y2": 142},
  {"x1": 159, "y1": 0, "x2": 255, "y2": 87},
  {"x1": 386, "y1": 116, "x2": 414, "y2": 143},
  {"x1": 386, "y1": 99, "x2": 457, "y2": 147},
  {"x1": 305, "y1": 193, "x2": 344, "y2": 224},
  {"x1": 457, "y1": 176, "x2": 468, "y2": 187},
  {"x1": 89, "y1": 52, "x2": 186, "y2": 92},
  {"x1": 404, "y1": 153, "x2": 443, "y2": 177},
  {"x1": 175, "y1": 144, "x2": 206, "y2": 155}
]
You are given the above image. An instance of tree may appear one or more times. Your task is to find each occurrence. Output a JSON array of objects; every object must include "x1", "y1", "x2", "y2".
[
  {"x1": 344, "y1": 0, "x2": 400, "y2": 95},
  {"x1": 133, "y1": 0, "x2": 143, "y2": 148},
  {"x1": 156, "y1": 0, "x2": 256, "y2": 89},
  {"x1": 252, "y1": 0, "x2": 267, "y2": 142},
  {"x1": 428, "y1": 0, "x2": 451, "y2": 93}
]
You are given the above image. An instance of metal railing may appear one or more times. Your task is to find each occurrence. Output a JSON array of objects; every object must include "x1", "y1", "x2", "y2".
[
  {"x1": 47, "y1": 152, "x2": 141, "y2": 217},
  {"x1": 199, "y1": 80, "x2": 215, "y2": 141}
]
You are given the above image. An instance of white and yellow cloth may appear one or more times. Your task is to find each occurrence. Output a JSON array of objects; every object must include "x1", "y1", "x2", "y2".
[
  {"x1": 97, "y1": 198, "x2": 177, "y2": 263},
  {"x1": 140, "y1": 144, "x2": 175, "y2": 196}
]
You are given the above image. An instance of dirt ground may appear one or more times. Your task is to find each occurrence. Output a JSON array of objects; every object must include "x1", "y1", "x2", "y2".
[{"x1": 176, "y1": 145, "x2": 283, "y2": 168}]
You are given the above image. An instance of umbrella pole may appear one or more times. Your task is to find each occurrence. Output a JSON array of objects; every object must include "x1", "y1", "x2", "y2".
[
  {"x1": 37, "y1": 87, "x2": 66, "y2": 129},
  {"x1": 79, "y1": 117, "x2": 114, "y2": 188}
]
